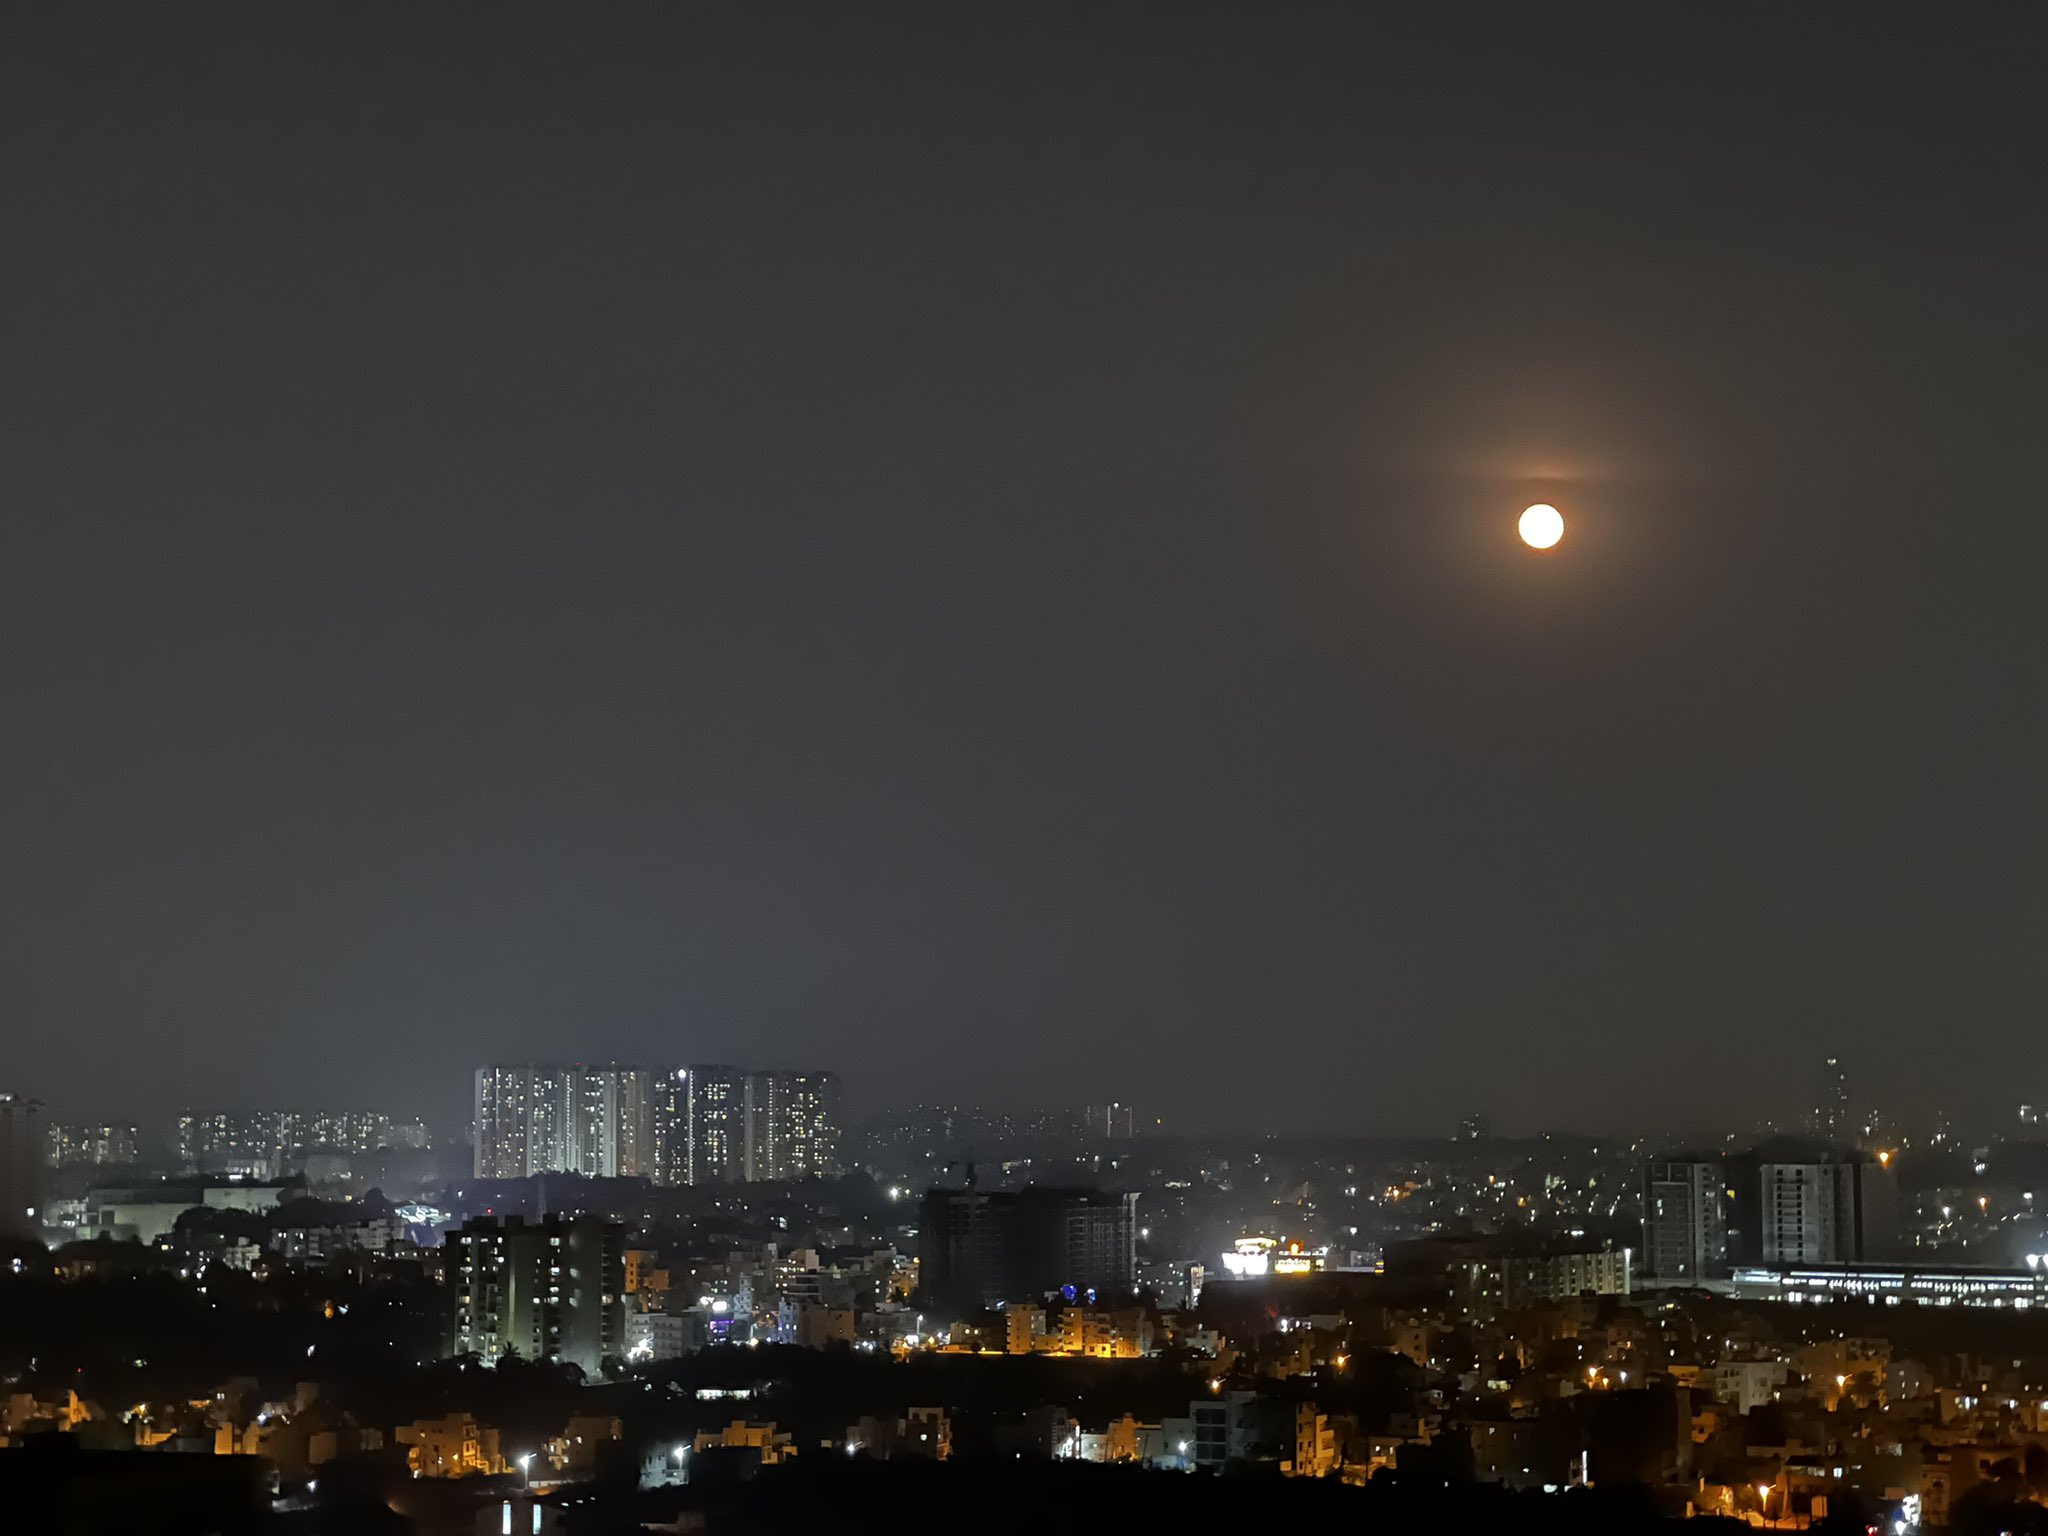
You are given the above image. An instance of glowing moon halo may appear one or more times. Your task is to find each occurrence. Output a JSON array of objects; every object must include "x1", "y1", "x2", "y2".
[{"x1": 1518, "y1": 503, "x2": 1564, "y2": 549}]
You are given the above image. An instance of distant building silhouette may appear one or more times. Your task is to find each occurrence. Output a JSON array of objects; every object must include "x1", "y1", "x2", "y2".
[
  {"x1": 0, "y1": 1093, "x2": 41, "y2": 1241},
  {"x1": 1730, "y1": 1137, "x2": 1897, "y2": 1265},
  {"x1": 1643, "y1": 1156, "x2": 1730, "y2": 1280},
  {"x1": 1642, "y1": 1138, "x2": 1897, "y2": 1276},
  {"x1": 918, "y1": 1185, "x2": 1138, "y2": 1312},
  {"x1": 45, "y1": 1123, "x2": 139, "y2": 1170},
  {"x1": 1083, "y1": 1102, "x2": 1136, "y2": 1139}
]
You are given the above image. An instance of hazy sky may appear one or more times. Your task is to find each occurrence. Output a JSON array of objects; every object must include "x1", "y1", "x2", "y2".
[{"x1": 4, "y1": 6, "x2": 2046, "y2": 1137}]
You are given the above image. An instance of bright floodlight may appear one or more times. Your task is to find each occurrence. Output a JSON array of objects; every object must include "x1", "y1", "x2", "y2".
[{"x1": 1519, "y1": 503, "x2": 1564, "y2": 549}]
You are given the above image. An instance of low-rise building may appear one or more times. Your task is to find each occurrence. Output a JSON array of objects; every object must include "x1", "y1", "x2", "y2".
[
  {"x1": 790, "y1": 1303, "x2": 856, "y2": 1349},
  {"x1": 1460, "y1": 1240, "x2": 1632, "y2": 1318},
  {"x1": 693, "y1": 1420, "x2": 795, "y2": 1466},
  {"x1": 626, "y1": 1310, "x2": 692, "y2": 1362},
  {"x1": 1288, "y1": 1403, "x2": 1339, "y2": 1478},
  {"x1": 396, "y1": 1413, "x2": 504, "y2": 1478},
  {"x1": 548, "y1": 1415, "x2": 621, "y2": 1477},
  {"x1": 76, "y1": 1182, "x2": 290, "y2": 1245}
]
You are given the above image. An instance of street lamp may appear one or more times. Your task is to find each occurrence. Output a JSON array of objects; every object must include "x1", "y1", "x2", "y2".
[{"x1": 518, "y1": 1453, "x2": 534, "y2": 1489}]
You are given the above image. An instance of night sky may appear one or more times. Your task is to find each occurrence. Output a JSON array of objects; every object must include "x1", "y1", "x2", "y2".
[{"x1": 5, "y1": 7, "x2": 2046, "y2": 1137}]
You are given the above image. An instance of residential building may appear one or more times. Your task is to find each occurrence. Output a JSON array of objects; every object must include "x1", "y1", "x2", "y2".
[
  {"x1": 572, "y1": 1067, "x2": 656, "y2": 1178},
  {"x1": 904, "y1": 1407, "x2": 951, "y2": 1460},
  {"x1": 448, "y1": 1214, "x2": 626, "y2": 1376},
  {"x1": 626, "y1": 1311, "x2": 691, "y2": 1362},
  {"x1": 473, "y1": 1067, "x2": 572, "y2": 1179},
  {"x1": 1290, "y1": 1403, "x2": 1339, "y2": 1478},
  {"x1": 170, "y1": 1110, "x2": 400, "y2": 1177},
  {"x1": 1189, "y1": 1390, "x2": 1262, "y2": 1472},
  {"x1": 1054, "y1": 1307, "x2": 1154, "y2": 1358},
  {"x1": 1006, "y1": 1305, "x2": 1049, "y2": 1355},
  {"x1": 548, "y1": 1415, "x2": 622, "y2": 1478},
  {"x1": 1083, "y1": 1103, "x2": 1136, "y2": 1139},
  {"x1": 45, "y1": 1123, "x2": 140, "y2": 1170},
  {"x1": 1461, "y1": 1240, "x2": 1631, "y2": 1317},
  {"x1": 745, "y1": 1071, "x2": 841, "y2": 1181},
  {"x1": 693, "y1": 1420, "x2": 795, "y2": 1466},
  {"x1": 0, "y1": 1095, "x2": 42, "y2": 1241},
  {"x1": 476, "y1": 1063, "x2": 839, "y2": 1186},
  {"x1": 472, "y1": 1066, "x2": 653, "y2": 1180},
  {"x1": 686, "y1": 1066, "x2": 748, "y2": 1184},
  {"x1": 653, "y1": 1069, "x2": 692, "y2": 1186},
  {"x1": 270, "y1": 1208, "x2": 406, "y2": 1261},
  {"x1": 1643, "y1": 1156, "x2": 1729, "y2": 1280},
  {"x1": 788, "y1": 1303, "x2": 856, "y2": 1349},
  {"x1": 395, "y1": 1413, "x2": 504, "y2": 1478},
  {"x1": 918, "y1": 1185, "x2": 1139, "y2": 1312},
  {"x1": 1711, "y1": 1359, "x2": 1790, "y2": 1414},
  {"x1": 1726, "y1": 1139, "x2": 1897, "y2": 1266}
]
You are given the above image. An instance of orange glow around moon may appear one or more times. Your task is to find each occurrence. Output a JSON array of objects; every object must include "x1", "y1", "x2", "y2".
[{"x1": 1519, "y1": 503, "x2": 1564, "y2": 549}]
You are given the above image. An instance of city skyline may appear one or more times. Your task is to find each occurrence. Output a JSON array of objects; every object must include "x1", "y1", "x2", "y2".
[
  {"x1": 11, "y1": 1053, "x2": 2021, "y2": 1154},
  {"x1": 8, "y1": 6, "x2": 2048, "y2": 1528}
]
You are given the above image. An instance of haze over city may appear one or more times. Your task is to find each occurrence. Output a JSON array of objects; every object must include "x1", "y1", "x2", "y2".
[
  {"x1": 15, "y1": 9, "x2": 2048, "y2": 1536},
  {"x1": 7, "y1": 7, "x2": 2047, "y2": 1141}
]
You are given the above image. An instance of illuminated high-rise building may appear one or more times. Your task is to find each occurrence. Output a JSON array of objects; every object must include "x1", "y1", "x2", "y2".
[
  {"x1": 448, "y1": 1213, "x2": 625, "y2": 1376},
  {"x1": 612, "y1": 1070, "x2": 655, "y2": 1177},
  {"x1": 745, "y1": 1071, "x2": 842, "y2": 1182},
  {"x1": 477, "y1": 1063, "x2": 841, "y2": 1186},
  {"x1": 171, "y1": 1109, "x2": 407, "y2": 1176},
  {"x1": 0, "y1": 1094, "x2": 43, "y2": 1241},
  {"x1": 687, "y1": 1066, "x2": 748, "y2": 1184},
  {"x1": 46, "y1": 1122, "x2": 140, "y2": 1169},
  {"x1": 571, "y1": 1066, "x2": 656, "y2": 1178},
  {"x1": 653, "y1": 1070, "x2": 692, "y2": 1186},
  {"x1": 475, "y1": 1067, "x2": 570, "y2": 1179},
  {"x1": 473, "y1": 1065, "x2": 654, "y2": 1179}
]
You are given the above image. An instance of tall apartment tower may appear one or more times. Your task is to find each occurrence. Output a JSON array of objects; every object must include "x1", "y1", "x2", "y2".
[
  {"x1": 571, "y1": 1067, "x2": 656, "y2": 1178},
  {"x1": 473, "y1": 1066, "x2": 652, "y2": 1179},
  {"x1": 918, "y1": 1185, "x2": 1139, "y2": 1312},
  {"x1": 1642, "y1": 1156, "x2": 1729, "y2": 1280},
  {"x1": 686, "y1": 1066, "x2": 749, "y2": 1184},
  {"x1": 475, "y1": 1067, "x2": 547, "y2": 1178},
  {"x1": 478, "y1": 1063, "x2": 842, "y2": 1186},
  {"x1": 745, "y1": 1071, "x2": 842, "y2": 1182},
  {"x1": 0, "y1": 1094, "x2": 42, "y2": 1241},
  {"x1": 447, "y1": 1213, "x2": 625, "y2": 1376},
  {"x1": 1726, "y1": 1138, "x2": 1898, "y2": 1266},
  {"x1": 652, "y1": 1069, "x2": 692, "y2": 1187}
]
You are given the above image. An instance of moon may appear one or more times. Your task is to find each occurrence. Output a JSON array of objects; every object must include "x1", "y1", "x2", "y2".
[{"x1": 1518, "y1": 503, "x2": 1564, "y2": 549}]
